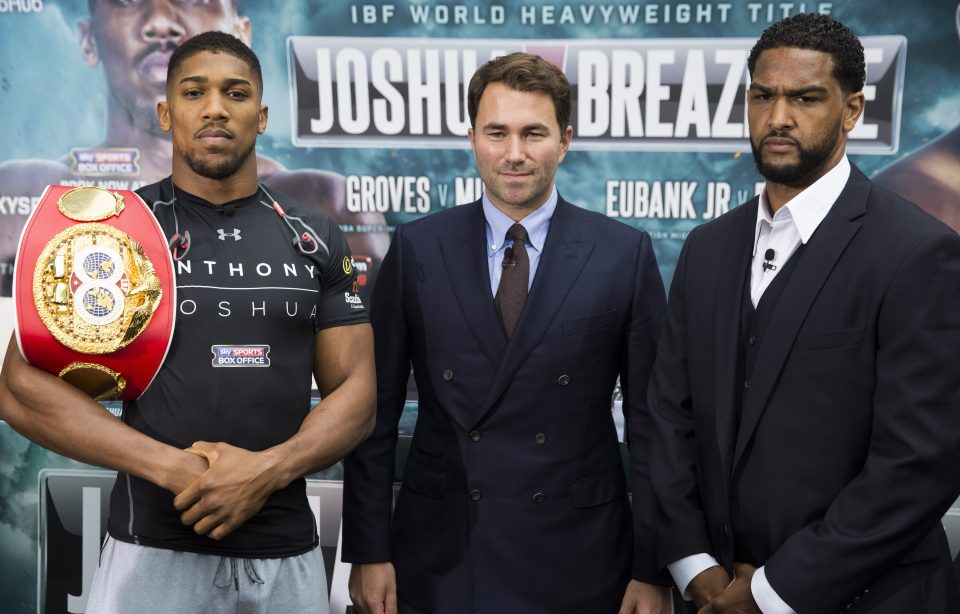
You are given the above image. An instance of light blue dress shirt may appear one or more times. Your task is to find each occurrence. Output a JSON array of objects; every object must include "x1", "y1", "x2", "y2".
[{"x1": 482, "y1": 187, "x2": 558, "y2": 297}]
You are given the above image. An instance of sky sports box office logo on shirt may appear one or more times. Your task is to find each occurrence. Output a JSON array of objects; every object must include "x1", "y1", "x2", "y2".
[{"x1": 211, "y1": 345, "x2": 272, "y2": 367}]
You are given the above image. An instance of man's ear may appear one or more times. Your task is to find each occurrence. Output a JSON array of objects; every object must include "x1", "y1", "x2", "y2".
[
  {"x1": 258, "y1": 105, "x2": 268, "y2": 135},
  {"x1": 77, "y1": 20, "x2": 99, "y2": 67},
  {"x1": 558, "y1": 125, "x2": 573, "y2": 163},
  {"x1": 157, "y1": 100, "x2": 172, "y2": 133},
  {"x1": 842, "y1": 91, "x2": 866, "y2": 134}
]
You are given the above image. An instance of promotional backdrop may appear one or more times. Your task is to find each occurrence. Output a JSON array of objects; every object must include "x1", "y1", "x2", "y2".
[{"x1": 1, "y1": 1, "x2": 959, "y2": 612}]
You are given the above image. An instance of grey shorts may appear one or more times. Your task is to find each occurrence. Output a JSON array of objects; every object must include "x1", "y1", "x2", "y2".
[{"x1": 85, "y1": 536, "x2": 329, "y2": 614}]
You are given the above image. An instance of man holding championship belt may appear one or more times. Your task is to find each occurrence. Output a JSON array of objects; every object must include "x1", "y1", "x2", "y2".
[
  {"x1": 0, "y1": 31, "x2": 375, "y2": 614},
  {"x1": 14, "y1": 183, "x2": 176, "y2": 402}
]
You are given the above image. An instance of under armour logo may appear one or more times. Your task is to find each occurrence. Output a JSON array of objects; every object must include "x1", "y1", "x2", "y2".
[{"x1": 217, "y1": 228, "x2": 242, "y2": 241}]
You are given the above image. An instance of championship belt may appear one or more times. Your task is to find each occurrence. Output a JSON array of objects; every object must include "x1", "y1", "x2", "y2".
[{"x1": 14, "y1": 186, "x2": 175, "y2": 400}]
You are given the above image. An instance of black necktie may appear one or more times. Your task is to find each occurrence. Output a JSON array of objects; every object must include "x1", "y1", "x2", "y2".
[{"x1": 495, "y1": 223, "x2": 529, "y2": 339}]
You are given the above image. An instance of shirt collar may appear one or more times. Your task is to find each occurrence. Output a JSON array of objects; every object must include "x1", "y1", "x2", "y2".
[
  {"x1": 483, "y1": 186, "x2": 558, "y2": 254},
  {"x1": 753, "y1": 155, "x2": 851, "y2": 254}
]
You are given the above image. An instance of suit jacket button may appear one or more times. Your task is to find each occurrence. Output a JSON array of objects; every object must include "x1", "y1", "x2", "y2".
[
  {"x1": 443, "y1": 369, "x2": 454, "y2": 381},
  {"x1": 534, "y1": 433, "x2": 546, "y2": 445},
  {"x1": 533, "y1": 492, "x2": 545, "y2": 503},
  {"x1": 557, "y1": 375, "x2": 570, "y2": 386},
  {"x1": 470, "y1": 489, "x2": 481, "y2": 501},
  {"x1": 470, "y1": 430, "x2": 481, "y2": 442}
]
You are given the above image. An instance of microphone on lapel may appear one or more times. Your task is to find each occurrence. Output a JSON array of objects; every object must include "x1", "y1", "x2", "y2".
[
  {"x1": 503, "y1": 246, "x2": 516, "y2": 268},
  {"x1": 762, "y1": 248, "x2": 777, "y2": 272}
]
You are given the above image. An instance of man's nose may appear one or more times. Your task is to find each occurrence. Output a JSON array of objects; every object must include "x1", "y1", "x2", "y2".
[
  {"x1": 505, "y1": 136, "x2": 526, "y2": 163},
  {"x1": 141, "y1": 0, "x2": 187, "y2": 46},
  {"x1": 767, "y1": 97, "x2": 795, "y2": 131},
  {"x1": 202, "y1": 92, "x2": 229, "y2": 121}
]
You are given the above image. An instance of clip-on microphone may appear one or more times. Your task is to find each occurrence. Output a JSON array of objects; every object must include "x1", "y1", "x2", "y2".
[{"x1": 762, "y1": 248, "x2": 777, "y2": 272}]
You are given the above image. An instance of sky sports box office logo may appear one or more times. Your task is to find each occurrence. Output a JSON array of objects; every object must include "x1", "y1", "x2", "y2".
[
  {"x1": 211, "y1": 344, "x2": 271, "y2": 367},
  {"x1": 287, "y1": 36, "x2": 905, "y2": 153}
]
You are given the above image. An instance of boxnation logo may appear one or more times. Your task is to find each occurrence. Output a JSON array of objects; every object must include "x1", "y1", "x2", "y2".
[{"x1": 288, "y1": 36, "x2": 905, "y2": 153}]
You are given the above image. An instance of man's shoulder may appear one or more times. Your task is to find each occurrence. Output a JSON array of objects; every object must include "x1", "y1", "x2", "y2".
[
  {"x1": 681, "y1": 198, "x2": 757, "y2": 246},
  {"x1": 262, "y1": 184, "x2": 331, "y2": 224},
  {"x1": 557, "y1": 198, "x2": 652, "y2": 243},
  {"x1": 134, "y1": 177, "x2": 169, "y2": 202},
  {"x1": 862, "y1": 178, "x2": 956, "y2": 238},
  {"x1": 253, "y1": 184, "x2": 351, "y2": 249},
  {"x1": 400, "y1": 201, "x2": 481, "y2": 236},
  {"x1": 260, "y1": 169, "x2": 345, "y2": 214}
]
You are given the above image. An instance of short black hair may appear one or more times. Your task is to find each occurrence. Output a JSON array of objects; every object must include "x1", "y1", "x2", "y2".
[
  {"x1": 165, "y1": 31, "x2": 262, "y2": 98},
  {"x1": 747, "y1": 13, "x2": 865, "y2": 94}
]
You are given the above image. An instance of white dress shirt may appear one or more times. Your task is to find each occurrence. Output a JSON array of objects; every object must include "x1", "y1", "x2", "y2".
[{"x1": 668, "y1": 156, "x2": 852, "y2": 614}]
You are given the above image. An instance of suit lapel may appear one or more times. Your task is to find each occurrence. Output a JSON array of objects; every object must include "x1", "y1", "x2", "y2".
[
  {"x1": 733, "y1": 167, "x2": 870, "y2": 467},
  {"x1": 713, "y1": 202, "x2": 756, "y2": 479},
  {"x1": 439, "y1": 202, "x2": 506, "y2": 369},
  {"x1": 474, "y1": 198, "x2": 594, "y2": 425}
]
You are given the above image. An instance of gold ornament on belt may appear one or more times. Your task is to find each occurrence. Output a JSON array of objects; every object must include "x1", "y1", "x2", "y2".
[
  {"x1": 57, "y1": 186, "x2": 125, "y2": 221},
  {"x1": 58, "y1": 362, "x2": 128, "y2": 401},
  {"x1": 33, "y1": 220, "x2": 163, "y2": 355}
]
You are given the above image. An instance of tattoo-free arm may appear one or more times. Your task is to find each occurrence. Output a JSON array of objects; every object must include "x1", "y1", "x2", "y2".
[
  {"x1": 0, "y1": 333, "x2": 206, "y2": 493},
  {"x1": 174, "y1": 323, "x2": 376, "y2": 539}
]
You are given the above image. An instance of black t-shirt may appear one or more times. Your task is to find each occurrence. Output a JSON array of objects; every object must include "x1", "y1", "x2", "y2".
[{"x1": 107, "y1": 177, "x2": 367, "y2": 557}]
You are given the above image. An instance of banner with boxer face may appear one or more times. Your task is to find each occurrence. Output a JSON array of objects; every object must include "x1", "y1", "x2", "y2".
[{"x1": 1, "y1": 1, "x2": 959, "y2": 612}]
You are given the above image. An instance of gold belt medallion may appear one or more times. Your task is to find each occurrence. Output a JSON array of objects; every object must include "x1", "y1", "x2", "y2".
[{"x1": 33, "y1": 222, "x2": 163, "y2": 354}]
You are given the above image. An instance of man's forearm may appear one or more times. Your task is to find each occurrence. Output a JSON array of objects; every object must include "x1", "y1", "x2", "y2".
[
  {"x1": 260, "y1": 323, "x2": 377, "y2": 489},
  {"x1": 0, "y1": 340, "x2": 203, "y2": 493},
  {"x1": 264, "y1": 374, "x2": 376, "y2": 489}
]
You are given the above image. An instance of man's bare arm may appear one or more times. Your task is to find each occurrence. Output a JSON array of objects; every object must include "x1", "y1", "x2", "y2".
[
  {"x1": 174, "y1": 322, "x2": 376, "y2": 539},
  {"x1": 0, "y1": 333, "x2": 207, "y2": 493}
]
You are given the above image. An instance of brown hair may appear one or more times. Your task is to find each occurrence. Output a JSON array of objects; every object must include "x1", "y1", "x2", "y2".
[{"x1": 467, "y1": 52, "x2": 572, "y2": 130}]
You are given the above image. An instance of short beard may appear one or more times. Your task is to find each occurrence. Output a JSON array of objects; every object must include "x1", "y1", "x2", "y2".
[
  {"x1": 751, "y1": 117, "x2": 841, "y2": 187},
  {"x1": 182, "y1": 141, "x2": 255, "y2": 181}
]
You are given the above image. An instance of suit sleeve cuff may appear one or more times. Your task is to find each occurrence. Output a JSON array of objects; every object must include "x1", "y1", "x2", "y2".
[
  {"x1": 752, "y1": 566, "x2": 797, "y2": 614},
  {"x1": 667, "y1": 553, "x2": 719, "y2": 600}
]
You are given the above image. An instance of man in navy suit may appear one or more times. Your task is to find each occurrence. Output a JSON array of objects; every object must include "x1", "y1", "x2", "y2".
[
  {"x1": 342, "y1": 52, "x2": 671, "y2": 614},
  {"x1": 648, "y1": 13, "x2": 960, "y2": 614}
]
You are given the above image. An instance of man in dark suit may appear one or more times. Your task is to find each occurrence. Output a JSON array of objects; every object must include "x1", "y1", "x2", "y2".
[
  {"x1": 648, "y1": 13, "x2": 960, "y2": 614},
  {"x1": 342, "y1": 52, "x2": 670, "y2": 614}
]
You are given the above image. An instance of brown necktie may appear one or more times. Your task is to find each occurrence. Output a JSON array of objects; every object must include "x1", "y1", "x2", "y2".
[{"x1": 495, "y1": 223, "x2": 529, "y2": 339}]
